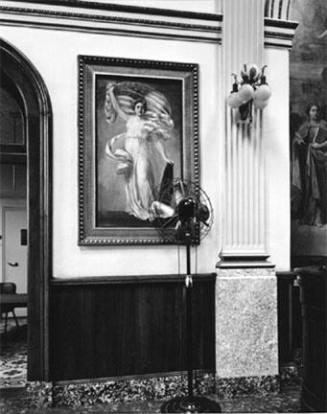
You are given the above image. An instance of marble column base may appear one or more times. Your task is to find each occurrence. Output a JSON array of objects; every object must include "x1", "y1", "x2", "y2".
[
  {"x1": 215, "y1": 265, "x2": 279, "y2": 379},
  {"x1": 215, "y1": 374, "x2": 280, "y2": 399}
]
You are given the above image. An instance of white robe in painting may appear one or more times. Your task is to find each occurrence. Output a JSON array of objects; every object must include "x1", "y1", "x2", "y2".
[{"x1": 104, "y1": 82, "x2": 174, "y2": 221}]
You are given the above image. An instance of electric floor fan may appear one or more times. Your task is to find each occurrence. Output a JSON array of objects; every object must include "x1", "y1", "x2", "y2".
[{"x1": 152, "y1": 178, "x2": 221, "y2": 413}]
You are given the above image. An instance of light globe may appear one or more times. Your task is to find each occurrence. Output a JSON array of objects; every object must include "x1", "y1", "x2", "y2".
[
  {"x1": 254, "y1": 84, "x2": 271, "y2": 101},
  {"x1": 238, "y1": 84, "x2": 254, "y2": 103},
  {"x1": 227, "y1": 93, "x2": 242, "y2": 108},
  {"x1": 253, "y1": 97, "x2": 268, "y2": 109}
]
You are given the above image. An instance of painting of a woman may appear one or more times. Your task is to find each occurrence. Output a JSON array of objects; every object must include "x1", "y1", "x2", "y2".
[
  {"x1": 103, "y1": 81, "x2": 175, "y2": 222},
  {"x1": 292, "y1": 104, "x2": 327, "y2": 226}
]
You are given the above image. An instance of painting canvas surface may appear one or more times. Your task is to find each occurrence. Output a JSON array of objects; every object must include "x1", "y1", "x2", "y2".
[
  {"x1": 95, "y1": 75, "x2": 182, "y2": 228},
  {"x1": 290, "y1": 0, "x2": 327, "y2": 260}
]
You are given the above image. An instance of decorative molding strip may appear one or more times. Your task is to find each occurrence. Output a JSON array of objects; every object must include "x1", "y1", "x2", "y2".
[
  {"x1": 0, "y1": 2, "x2": 222, "y2": 43},
  {"x1": 216, "y1": 266, "x2": 275, "y2": 276},
  {"x1": 0, "y1": 3, "x2": 296, "y2": 47},
  {"x1": 51, "y1": 273, "x2": 217, "y2": 285},
  {"x1": 217, "y1": 260, "x2": 275, "y2": 270},
  {"x1": 3, "y1": 0, "x2": 222, "y2": 21},
  {"x1": 264, "y1": 18, "x2": 298, "y2": 48},
  {"x1": 4, "y1": 0, "x2": 290, "y2": 22}
]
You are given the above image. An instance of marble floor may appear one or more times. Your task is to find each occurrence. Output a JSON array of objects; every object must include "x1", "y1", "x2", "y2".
[
  {"x1": 0, "y1": 318, "x2": 302, "y2": 413},
  {"x1": 0, "y1": 318, "x2": 27, "y2": 389},
  {"x1": 0, "y1": 386, "x2": 302, "y2": 413}
]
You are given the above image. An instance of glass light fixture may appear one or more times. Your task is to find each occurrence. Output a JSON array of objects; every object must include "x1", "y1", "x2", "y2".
[{"x1": 227, "y1": 64, "x2": 271, "y2": 121}]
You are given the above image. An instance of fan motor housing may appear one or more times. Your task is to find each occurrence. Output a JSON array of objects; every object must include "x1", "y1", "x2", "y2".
[{"x1": 177, "y1": 197, "x2": 197, "y2": 222}]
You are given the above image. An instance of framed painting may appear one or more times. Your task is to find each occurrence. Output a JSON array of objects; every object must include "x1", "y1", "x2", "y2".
[{"x1": 78, "y1": 55, "x2": 199, "y2": 245}]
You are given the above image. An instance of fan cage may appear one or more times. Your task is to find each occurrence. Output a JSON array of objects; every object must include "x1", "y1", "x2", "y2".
[{"x1": 153, "y1": 178, "x2": 213, "y2": 245}]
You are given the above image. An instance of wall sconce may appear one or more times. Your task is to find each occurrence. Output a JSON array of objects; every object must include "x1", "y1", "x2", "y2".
[{"x1": 227, "y1": 64, "x2": 271, "y2": 122}]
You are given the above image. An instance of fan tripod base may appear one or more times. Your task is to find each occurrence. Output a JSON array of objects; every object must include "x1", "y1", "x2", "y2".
[{"x1": 160, "y1": 395, "x2": 221, "y2": 413}]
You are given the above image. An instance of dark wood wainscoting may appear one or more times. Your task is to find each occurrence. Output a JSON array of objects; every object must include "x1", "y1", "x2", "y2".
[
  {"x1": 276, "y1": 271, "x2": 302, "y2": 364},
  {"x1": 50, "y1": 274, "x2": 216, "y2": 381}
]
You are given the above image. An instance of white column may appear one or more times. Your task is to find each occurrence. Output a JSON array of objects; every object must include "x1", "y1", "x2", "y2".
[{"x1": 221, "y1": 0, "x2": 267, "y2": 259}]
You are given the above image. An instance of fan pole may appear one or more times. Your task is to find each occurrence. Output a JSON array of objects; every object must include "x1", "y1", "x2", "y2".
[
  {"x1": 160, "y1": 190, "x2": 221, "y2": 413},
  {"x1": 185, "y1": 238, "x2": 193, "y2": 399}
]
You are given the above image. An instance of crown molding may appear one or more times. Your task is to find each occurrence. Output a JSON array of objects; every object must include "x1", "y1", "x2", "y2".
[
  {"x1": 0, "y1": 3, "x2": 297, "y2": 48},
  {"x1": 2, "y1": 0, "x2": 221, "y2": 21},
  {"x1": 0, "y1": 1, "x2": 222, "y2": 43}
]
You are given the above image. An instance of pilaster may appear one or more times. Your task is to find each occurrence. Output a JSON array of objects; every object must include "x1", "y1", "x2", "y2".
[
  {"x1": 216, "y1": 0, "x2": 279, "y2": 382},
  {"x1": 221, "y1": 0, "x2": 267, "y2": 261}
]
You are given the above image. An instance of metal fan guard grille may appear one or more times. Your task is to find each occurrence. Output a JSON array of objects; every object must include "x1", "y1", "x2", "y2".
[{"x1": 153, "y1": 178, "x2": 213, "y2": 244}]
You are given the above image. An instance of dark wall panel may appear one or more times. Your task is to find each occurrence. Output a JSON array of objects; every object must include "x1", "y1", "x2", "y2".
[
  {"x1": 50, "y1": 274, "x2": 215, "y2": 381},
  {"x1": 277, "y1": 272, "x2": 302, "y2": 364}
]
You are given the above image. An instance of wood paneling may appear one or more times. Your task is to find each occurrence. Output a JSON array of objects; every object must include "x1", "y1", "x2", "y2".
[
  {"x1": 50, "y1": 274, "x2": 216, "y2": 381},
  {"x1": 276, "y1": 271, "x2": 302, "y2": 364},
  {"x1": 299, "y1": 267, "x2": 327, "y2": 412}
]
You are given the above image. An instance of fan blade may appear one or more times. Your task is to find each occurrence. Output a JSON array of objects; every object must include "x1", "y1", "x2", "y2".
[
  {"x1": 197, "y1": 203, "x2": 210, "y2": 223},
  {"x1": 178, "y1": 179, "x2": 186, "y2": 198},
  {"x1": 160, "y1": 213, "x2": 179, "y2": 228},
  {"x1": 158, "y1": 163, "x2": 174, "y2": 205},
  {"x1": 175, "y1": 220, "x2": 181, "y2": 231},
  {"x1": 151, "y1": 201, "x2": 175, "y2": 219},
  {"x1": 199, "y1": 218, "x2": 209, "y2": 227}
]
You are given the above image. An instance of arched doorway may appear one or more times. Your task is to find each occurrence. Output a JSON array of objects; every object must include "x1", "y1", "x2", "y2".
[{"x1": 0, "y1": 39, "x2": 52, "y2": 381}]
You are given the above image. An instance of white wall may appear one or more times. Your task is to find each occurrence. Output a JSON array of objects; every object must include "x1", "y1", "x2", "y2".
[
  {"x1": 0, "y1": 19, "x2": 292, "y2": 277},
  {"x1": 264, "y1": 47, "x2": 291, "y2": 271},
  {"x1": 0, "y1": 26, "x2": 221, "y2": 278}
]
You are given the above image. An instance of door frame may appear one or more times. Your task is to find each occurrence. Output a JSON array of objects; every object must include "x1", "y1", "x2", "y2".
[{"x1": 0, "y1": 39, "x2": 52, "y2": 381}]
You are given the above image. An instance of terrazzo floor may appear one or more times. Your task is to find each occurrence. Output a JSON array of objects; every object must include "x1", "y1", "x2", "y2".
[
  {"x1": 0, "y1": 318, "x2": 302, "y2": 413},
  {"x1": 0, "y1": 386, "x2": 301, "y2": 413},
  {"x1": 0, "y1": 319, "x2": 27, "y2": 389}
]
